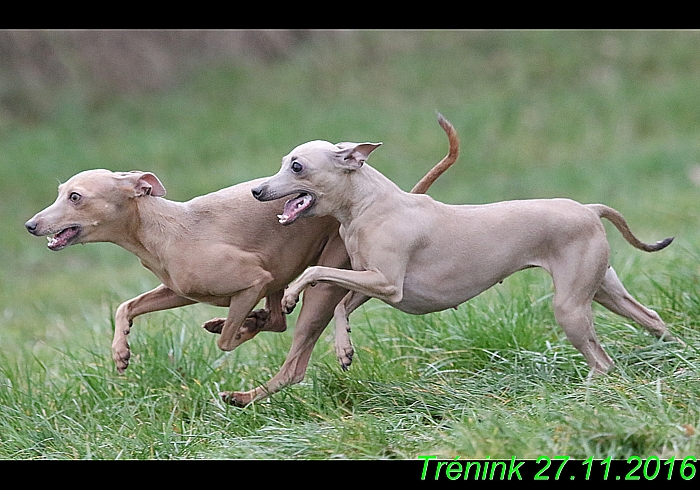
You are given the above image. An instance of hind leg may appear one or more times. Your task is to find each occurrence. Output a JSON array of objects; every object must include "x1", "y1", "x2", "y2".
[
  {"x1": 222, "y1": 231, "x2": 353, "y2": 407},
  {"x1": 202, "y1": 289, "x2": 287, "y2": 339},
  {"x1": 550, "y1": 248, "x2": 614, "y2": 373},
  {"x1": 222, "y1": 281, "x2": 349, "y2": 407},
  {"x1": 593, "y1": 266, "x2": 681, "y2": 343},
  {"x1": 553, "y1": 296, "x2": 615, "y2": 374}
]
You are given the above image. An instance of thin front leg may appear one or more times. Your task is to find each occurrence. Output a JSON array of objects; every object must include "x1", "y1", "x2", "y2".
[
  {"x1": 282, "y1": 266, "x2": 402, "y2": 314},
  {"x1": 113, "y1": 284, "x2": 196, "y2": 373},
  {"x1": 334, "y1": 291, "x2": 370, "y2": 370},
  {"x1": 222, "y1": 231, "x2": 353, "y2": 407},
  {"x1": 217, "y1": 283, "x2": 268, "y2": 351},
  {"x1": 221, "y1": 281, "x2": 349, "y2": 407}
]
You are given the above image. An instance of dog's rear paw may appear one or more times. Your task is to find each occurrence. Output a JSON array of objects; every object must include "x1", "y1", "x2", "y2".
[
  {"x1": 220, "y1": 390, "x2": 253, "y2": 407},
  {"x1": 336, "y1": 344, "x2": 354, "y2": 371},
  {"x1": 248, "y1": 308, "x2": 288, "y2": 332},
  {"x1": 202, "y1": 318, "x2": 225, "y2": 334},
  {"x1": 248, "y1": 308, "x2": 270, "y2": 325}
]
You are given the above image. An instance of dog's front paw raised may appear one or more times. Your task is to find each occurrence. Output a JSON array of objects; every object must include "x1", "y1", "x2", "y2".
[
  {"x1": 281, "y1": 290, "x2": 300, "y2": 314},
  {"x1": 112, "y1": 340, "x2": 131, "y2": 374}
]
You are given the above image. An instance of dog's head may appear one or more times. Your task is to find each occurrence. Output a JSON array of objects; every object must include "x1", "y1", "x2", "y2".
[
  {"x1": 251, "y1": 140, "x2": 381, "y2": 225},
  {"x1": 25, "y1": 169, "x2": 166, "y2": 251}
]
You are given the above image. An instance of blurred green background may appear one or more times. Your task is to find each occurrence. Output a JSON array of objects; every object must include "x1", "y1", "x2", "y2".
[
  {"x1": 1, "y1": 30, "x2": 699, "y2": 459},
  {"x1": 0, "y1": 30, "x2": 698, "y2": 373}
]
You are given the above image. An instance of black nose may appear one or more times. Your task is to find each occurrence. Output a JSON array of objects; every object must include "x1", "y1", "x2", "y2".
[
  {"x1": 25, "y1": 220, "x2": 38, "y2": 234},
  {"x1": 251, "y1": 186, "x2": 264, "y2": 200}
]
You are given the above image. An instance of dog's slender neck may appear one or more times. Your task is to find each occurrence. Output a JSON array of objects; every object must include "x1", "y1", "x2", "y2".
[
  {"x1": 333, "y1": 164, "x2": 406, "y2": 226},
  {"x1": 111, "y1": 196, "x2": 190, "y2": 271}
]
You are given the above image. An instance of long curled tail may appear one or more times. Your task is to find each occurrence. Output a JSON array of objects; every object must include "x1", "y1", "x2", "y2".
[
  {"x1": 587, "y1": 204, "x2": 674, "y2": 252},
  {"x1": 410, "y1": 113, "x2": 460, "y2": 194}
]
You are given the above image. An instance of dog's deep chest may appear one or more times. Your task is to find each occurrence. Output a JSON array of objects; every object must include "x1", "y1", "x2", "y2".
[
  {"x1": 339, "y1": 224, "x2": 358, "y2": 257},
  {"x1": 339, "y1": 223, "x2": 372, "y2": 272}
]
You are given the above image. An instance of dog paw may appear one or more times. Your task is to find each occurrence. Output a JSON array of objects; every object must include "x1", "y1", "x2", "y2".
[
  {"x1": 220, "y1": 390, "x2": 253, "y2": 408},
  {"x1": 251, "y1": 308, "x2": 287, "y2": 333},
  {"x1": 112, "y1": 341, "x2": 131, "y2": 374},
  {"x1": 248, "y1": 308, "x2": 270, "y2": 326},
  {"x1": 202, "y1": 310, "x2": 275, "y2": 337},
  {"x1": 336, "y1": 343, "x2": 354, "y2": 371},
  {"x1": 202, "y1": 318, "x2": 225, "y2": 334},
  {"x1": 281, "y1": 291, "x2": 299, "y2": 314}
]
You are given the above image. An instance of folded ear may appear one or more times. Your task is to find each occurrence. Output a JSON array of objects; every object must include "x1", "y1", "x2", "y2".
[
  {"x1": 120, "y1": 171, "x2": 167, "y2": 197},
  {"x1": 334, "y1": 142, "x2": 382, "y2": 170}
]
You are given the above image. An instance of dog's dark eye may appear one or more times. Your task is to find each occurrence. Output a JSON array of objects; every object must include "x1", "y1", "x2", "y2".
[
  {"x1": 69, "y1": 192, "x2": 82, "y2": 203},
  {"x1": 291, "y1": 161, "x2": 303, "y2": 173}
]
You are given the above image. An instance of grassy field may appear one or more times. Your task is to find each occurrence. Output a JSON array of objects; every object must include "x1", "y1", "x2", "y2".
[{"x1": 0, "y1": 31, "x2": 699, "y2": 460}]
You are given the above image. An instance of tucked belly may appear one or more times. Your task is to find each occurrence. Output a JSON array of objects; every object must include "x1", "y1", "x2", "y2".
[
  {"x1": 392, "y1": 274, "x2": 501, "y2": 314},
  {"x1": 390, "y1": 252, "x2": 539, "y2": 315}
]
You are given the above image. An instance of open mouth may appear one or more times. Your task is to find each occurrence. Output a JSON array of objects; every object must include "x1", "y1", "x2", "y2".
[
  {"x1": 47, "y1": 226, "x2": 81, "y2": 251},
  {"x1": 277, "y1": 193, "x2": 315, "y2": 225}
]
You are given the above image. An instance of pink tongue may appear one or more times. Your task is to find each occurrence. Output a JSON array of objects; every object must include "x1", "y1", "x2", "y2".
[
  {"x1": 48, "y1": 227, "x2": 78, "y2": 250},
  {"x1": 280, "y1": 195, "x2": 311, "y2": 223}
]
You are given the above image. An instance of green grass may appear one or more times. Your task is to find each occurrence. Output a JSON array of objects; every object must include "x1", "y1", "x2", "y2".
[{"x1": 1, "y1": 31, "x2": 699, "y2": 460}]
